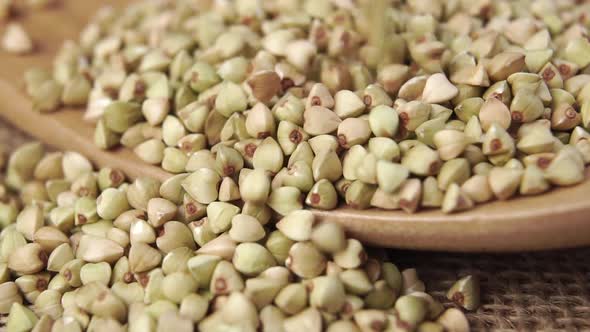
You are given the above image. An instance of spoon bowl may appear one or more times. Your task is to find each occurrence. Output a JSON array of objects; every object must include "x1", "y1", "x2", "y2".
[{"x1": 1, "y1": 0, "x2": 590, "y2": 252}]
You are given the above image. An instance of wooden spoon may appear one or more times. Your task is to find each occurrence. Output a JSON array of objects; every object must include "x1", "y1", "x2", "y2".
[{"x1": 1, "y1": 1, "x2": 590, "y2": 252}]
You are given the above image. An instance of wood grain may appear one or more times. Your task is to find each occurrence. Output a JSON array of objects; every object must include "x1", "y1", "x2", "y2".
[{"x1": 1, "y1": 1, "x2": 589, "y2": 252}]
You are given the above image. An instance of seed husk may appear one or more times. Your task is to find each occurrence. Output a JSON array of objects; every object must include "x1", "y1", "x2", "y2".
[
  {"x1": 185, "y1": 148, "x2": 216, "y2": 171},
  {"x1": 45, "y1": 243, "x2": 74, "y2": 273},
  {"x1": 34, "y1": 289, "x2": 63, "y2": 320},
  {"x1": 327, "y1": 320, "x2": 361, "y2": 332},
  {"x1": 312, "y1": 148, "x2": 343, "y2": 182},
  {"x1": 187, "y1": 254, "x2": 221, "y2": 289},
  {"x1": 551, "y1": 103, "x2": 581, "y2": 131},
  {"x1": 414, "y1": 117, "x2": 446, "y2": 148},
  {"x1": 233, "y1": 242, "x2": 276, "y2": 276},
  {"x1": 272, "y1": 93, "x2": 305, "y2": 126},
  {"x1": 76, "y1": 234, "x2": 123, "y2": 264},
  {"x1": 144, "y1": 301, "x2": 176, "y2": 322},
  {"x1": 0, "y1": 282, "x2": 23, "y2": 314},
  {"x1": 437, "y1": 158, "x2": 471, "y2": 190},
  {"x1": 260, "y1": 305, "x2": 286, "y2": 332},
  {"x1": 433, "y1": 130, "x2": 472, "y2": 161},
  {"x1": 74, "y1": 197, "x2": 99, "y2": 226},
  {"x1": 45, "y1": 180, "x2": 71, "y2": 203},
  {"x1": 6, "y1": 142, "x2": 44, "y2": 188},
  {"x1": 240, "y1": 201, "x2": 271, "y2": 226},
  {"x1": 487, "y1": 52, "x2": 526, "y2": 82},
  {"x1": 303, "y1": 106, "x2": 342, "y2": 136},
  {"x1": 156, "y1": 221, "x2": 195, "y2": 253},
  {"x1": 245, "y1": 103, "x2": 276, "y2": 139},
  {"x1": 509, "y1": 90, "x2": 544, "y2": 124},
  {"x1": 252, "y1": 137, "x2": 285, "y2": 175},
  {"x1": 2, "y1": 23, "x2": 33, "y2": 54},
  {"x1": 281, "y1": 161, "x2": 314, "y2": 192},
  {"x1": 160, "y1": 247, "x2": 192, "y2": 276},
  {"x1": 144, "y1": 198, "x2": 176, "y2": 228},
  {"x1": 95, "y1": 168, "x2": 125, "y2": 192},
  {"x1": 306, "y1": 179, "x2": 338, "y2": 210},
  {"x1": 16, "y1": 204, "x2": 44, "y2": 241},
  {"x1": 129, "y1": 219, "x2": 156, "y2": 244},
  {"x1": 488, "y1": 167, "x2": 524, "y2": 200},
  {"x1": 59, "y1": 259, "x2": 83, "y2": 288},
  {"x1": 339, "y1": 269, "x2": 373, "y2": 296},
  {"x1": 229, "y1": 214, "x2": 266, "y2": 243},
  {"x1": 334, "y1": 89, "x2": 365, "y2": 119},
  {"x1": 31, "y1": 314, "x2": 54, "y2": 332},
  {"x1": 353, "y1": 309, "x2": 387, "y2": 332},
  {"x1": 545, "y1": 146, "x2": 585, "y2": 186},
  {"x1": 244, "y1": 277, "x2": 283, "y2": 310},
  {"x1": 7, "y1": 302, "x2": 39, "y2": 332},
  {"x1": 409, "y1": 291, "x2": 444, "y2": 320},
  {"x1": 308, "y1": 275, "x2": 346, "y2": 313},
  {"x1": 158, "y1": 174, "x2": 187, "y2": 205},
  {"x1": 276, "y1": 209, "x2": 315, "y2": 242},
  {"x1": 517, "y1": 128, "x2": 556, "y2": 154},
  {"x1": 482, "y1": 123, "x2": 515, "y2": 157},
  {"x1": 442, "y1": 183, "x2": 474, "y2": 214},
  {"x1": 206, "y1": 201, "x2": 241, "y2": 234},
  {"x1": 210, "y1": 260, "x2": 244, "y2": 295},
  {"x1": 263, "y1": 229, "x2": 294, "y2": 265},
  {"x1": 33, "y1": 226, "x2": 69, "y2": 252},
  {"x1": 8, "y1": 243, "x2": 47, "y2": 274},
  {"x1": 520, "y1": 165, "x2": 551, "y2": 195},
  {"x1": 161, "y1": 147, "x2": 189, "y2": 173},
  {"x1": 285, "y1": 241, "x2": 326, "y2": 279},
  {"x1": 196, "y1": 233, "x2": 237, "y2": 261},
  {"x1": 1, "y1": 230, "x2": 27, "y2": 263},
  {"x1": 277, "y1": 121, "x2": 309, "y2": 157},
  {"x1": 370, "y1": 137, "x2": 400, "y2": 162},
  {"x1": 14, "y1": 272, "x2": 50, "y2": 304},
  {"x1": 422, "y1": 73, "x2": 458, "y2": 104},
  {"x1": 354, "y1": 151, "x2": 378, "y2": 185},
  {"x1": 160, "y1": 272, "x2": 198, "y2": 304},
  {"x1": 395, "y1": 179, "x2": 422, "y2": 214},
  {"x1": 34, "y1": 152, "x2": 64, "y2": 181},
  {"x1": 395, "y1": 295, "x2": 428, "y2": 327},
  {"x1": 179, "y1": 293, "x2": 209, "y2": 323},
  {"x1": 308, "y1": 134, "x2": 340, "y2": 155},
  {"x1": 460, "y1": 175, "x2": 494, "y2": 204},
  {"x1": 368, "y1": 105, "x2": 399, "y2": 138},
  {"x1": 214, "y1": 81, "x2": 248, "y2": 118},
  {"x1": 338, "y1": 118, "x2": 371, "y2": 149},
  {"x1": 239, "y1": 169, "x2": 271, "y2": 204},
  {"x1": 437, "y1": 308, "x2": 470, "y2": 332},
  {"x1": 218, "y1": 291, "x2": 259, "y2": 328},
  {"x1": 420, "y1": 176, "x2": 443, "y2": 208},
  {"x1": 79, "y1": 262, "x2": 111, "y2": 286},
  {"x1": 96, "y1": 188, "x2": 129, "y2": 220},
  {"x1": 133, "y1": 138, "x2": 165, "y2": 165},
  {"x1": 344, "y1": 180, "x2": 376, "y2": 210},
  {"x1": 333, "y1": 239, "x2": 367, "y2": 269},
  {"x1": 287, "y1": 140, "x2": 314, "y2": 168},
  {"x1": 364, "y1": 280, "x2": 396, "y2": 310},
  {"x1": 103, "y1": 101, "x2": 143, "y2": 134},
  {"x1": 447, "y1": 275, "x2": 480, "y2": 311},
  {"x1": 283, "y1": 308, "x2": 322, "y2": 332},
  {"x1": 267, "y1": 186, "x2": 303, "y2": 216},
  {"x1": 402, "y1": 144, "x2": 441, "y2": 176},
  {"x1": 182, "y1": 168, "x2": 221, "y2": 204}
]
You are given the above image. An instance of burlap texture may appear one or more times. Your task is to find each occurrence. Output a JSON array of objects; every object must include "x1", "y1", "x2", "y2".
[{"x1": 1, "y1": 119, "x2": 590, "y2": 331}]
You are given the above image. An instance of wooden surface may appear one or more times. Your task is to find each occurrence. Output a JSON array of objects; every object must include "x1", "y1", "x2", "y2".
[{"x1": 1, "y1": 1, "x2": 590, "y2": 252}]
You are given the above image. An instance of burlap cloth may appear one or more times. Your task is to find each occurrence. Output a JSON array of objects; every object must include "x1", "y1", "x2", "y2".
[{"x1": 1, "y1": 119, "x2": 590, "y2": 332}]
